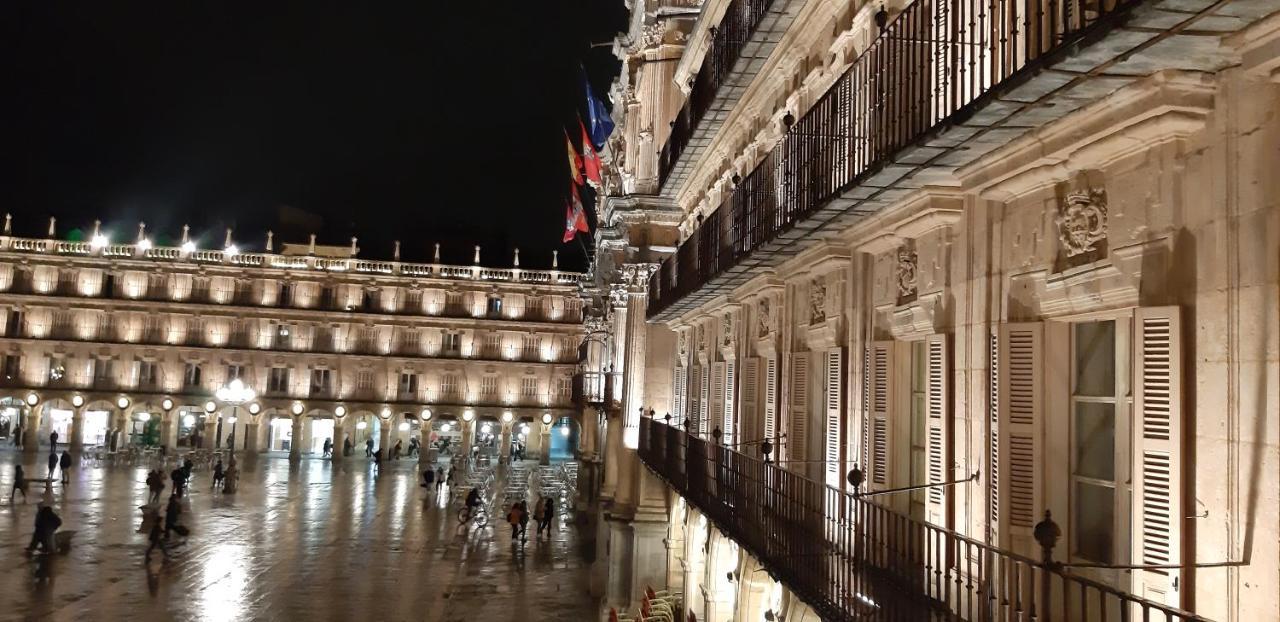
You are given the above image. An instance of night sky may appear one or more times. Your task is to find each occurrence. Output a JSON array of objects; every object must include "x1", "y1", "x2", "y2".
[{"x1": 3, "y1": 3, "x2": 627, "y2": 270}]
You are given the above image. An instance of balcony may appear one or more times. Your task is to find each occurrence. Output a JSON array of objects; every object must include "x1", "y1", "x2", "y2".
[
  {"x1": 637, "y1": 417, "x2": 1205, "y2": 621},
  {"x1": 658, "y1": 0, "x2": 796, "y2": 194},
  {"x1": 648, "y1": 0, "x2": 1173, "y2": 320}
]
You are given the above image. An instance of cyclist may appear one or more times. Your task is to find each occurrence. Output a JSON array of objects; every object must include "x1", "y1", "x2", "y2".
[{"x1": 465, "y1": 487, "x2": 482, "y2": 513}]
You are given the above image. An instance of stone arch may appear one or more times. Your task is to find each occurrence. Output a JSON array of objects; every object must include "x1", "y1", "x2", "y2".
[{"x1": 0, "y1": 396, "x2": 30, "y2": 445}]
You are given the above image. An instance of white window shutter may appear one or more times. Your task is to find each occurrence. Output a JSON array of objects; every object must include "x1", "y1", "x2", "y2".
[
  {"x1": 710, "y1": 362, "x2": 725, "y2": 439},
  {"x1": 997, "y1": 323, "x2": 1044, "y2": 545},
  {"x1": 823, "y1": 347, "x2": 845, "y2": 489},
  {"x1": 924, "y1": 334, "x2": 950, "y2": 528},
  {"x1": 870, "y1": 341, "x2": 894, "y2": 489},
  {"x1": 723, "y1": 360, "x2": 736, "y2": 445},
  {"x1": 699, "y1": 364, "x2": 710, "y2": 436},
  {"x1": 740, "y1": 358, "x2": 760, "y2": 450},
  {"x1": 688, "y1": 366, "x2": 702, "y2": 431},
  {"x1": 1133, "y1": 307, "x2": 1183, "y2": 606},
  {"x1": 788, "y1": 354, "x2": 809, "y2": 464},
  {"x1": 987, "y1": 331, "x2": 1000, "y2": 545},
  {"x1": 763, "y1": 357, "x2": 778, "y2": 443},
  {"x1": 861, "y1": 347, "x2": 871, "y2": 480},
  {"x1": 672, "y1": 364, "x2": 687, "y2": 424}
]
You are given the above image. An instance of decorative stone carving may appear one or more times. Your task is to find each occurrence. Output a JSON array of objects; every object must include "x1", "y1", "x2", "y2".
[
  {"x1": 1055, "y1": 188, "x2": 1108, "y2": 257},
  {"x1": 696, "y1": 324, "x2": 707, "y2": 350},
  {"x1": 809, "y1": 278, "x2": 827, "y2": 325},
  {"x1": 722, "y1": 312, "x2": 733, "y2": 346},
  {"x1": 757, "y1": 298, "x2": 772, "y2": 338},
  {"x1": 641, "y1": 23, "x2": 666, "y2": 49},
  {"x1": 608, "y1": 284, "x2": 628, "y2": 308},
  {"x1": 896, "y1": 246, "x2": 918, "y2": 300},
  {"x1": 621, "y1": 263, "x2": 660, "y2": 292},
  {"x1": 678, "y1": 331, "x2": 688, "y2": 358}
]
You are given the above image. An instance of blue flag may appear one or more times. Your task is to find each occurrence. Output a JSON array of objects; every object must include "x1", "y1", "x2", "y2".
[{"x1": 581, "y1": 69, "x2": 614, "y2": 150}]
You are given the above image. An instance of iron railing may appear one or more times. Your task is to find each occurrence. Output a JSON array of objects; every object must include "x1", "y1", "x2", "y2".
[
  {"x1": 658, "y1": 0, "x2": 777, "y2": 188},
  {"x1": 638, "y1": 417, "x2": 1208, "y2": 622},
  {"x1": 649, "y1": 0, "x2": 1139, "y2": 318}
]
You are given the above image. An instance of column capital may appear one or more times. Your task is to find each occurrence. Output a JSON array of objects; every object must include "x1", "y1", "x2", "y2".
[
  {"x1": 620, "y1": 262, "x2": 660, "y2": 293},
  {"x1": 608, "y1": 283, "x2": 630, "y2": 309}
]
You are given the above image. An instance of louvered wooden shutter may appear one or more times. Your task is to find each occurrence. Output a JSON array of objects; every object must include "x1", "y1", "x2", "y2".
[
  {"x1": 699, "y1": 365, "x2": 711, "y2": 436},
  {"x1": 997, "y1": 323, "x2": 1043, "y2": 548},
  {"x1": 723, "y1": 361, "x2": 736, "y2": 445},
  {"x1": 740, "y1": 358, "x2": 759, "y2": 450},
  {"x1": 763, "y1": 357, "x2": 778, "y2": 442},
  {"x1": 710, "y1": 362, "x2": 725, "y2": 438},
  {"x1": 869, "y1": 342, "x2": 894, "y2": 489},
  {"x1": 987, "y1": 331, "x2": 1000, "y2": 545},
  {"x1": 688, "y1": 366, "x2": 702, "y2": 431},
  {"x1": 671, "y1": 365, "x2": 686, "y2": 423},
  {"x1": 823, "y1": 347, "x2": 844, "y2": 489},
  {"x1": 788, "y1": 354, "x2": 809, "y2": 464},
  {"x1": 924, "y1": 334, "x2": 950, "y2": 528},
  {"x1": 1132, "y1": 307, "x2": 1183, "y2": 606},
  {"x1": 861, "y1": 347, "x2": 871, "y2": 479}
]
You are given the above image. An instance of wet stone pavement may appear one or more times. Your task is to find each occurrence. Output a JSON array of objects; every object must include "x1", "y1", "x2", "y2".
[{"x1": 0, "y1": 450, "x2": 597, "y2": 622}]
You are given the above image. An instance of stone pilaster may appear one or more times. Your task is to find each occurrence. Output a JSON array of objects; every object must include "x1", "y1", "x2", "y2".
[
  {"x1": 620, "y1": 263, "x2": 659, "y2": 448},
  {"x1": 289, "y1": 416, "x2": 304, "y2": 461},
  {"x1": 69, "y1": 407, "x2": 85, "y2": 454}
]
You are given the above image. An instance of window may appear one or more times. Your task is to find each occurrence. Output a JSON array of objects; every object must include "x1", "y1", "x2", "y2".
[
  {"x1": 94, "y1": 359, "x2": 114, "y2": 385},
  {"x1": 908, "y1": 341, "x2": 929, "y2": 521},
  {"x1": 521, "y1": 377, "x2": 538, "y2": 397},
  {"x1": 184, "y1": 363, "x2": 202, "y2": 389},
  {"x1": 226, "y1": 364, "x2": 244, "y2": 381},
  {"x1": 268, "y1": 367, "x2": 290, "y2": 393},
  {"x1": 274, "y1": 324, "x2": 293, "y2": 349},
  {"x1": 487, "y1": 296, "x2": 503, "y2": 316},
  {"x1": 405, "y1": 289, "x2": 423, "y2": 310},
  {"x1": 6, "y1": 310, "x2": 24, "y2": 336},
  {"x1": 137, "y1": 360, "x2": 158, "y2": 388},
  {"x1": 522, "y1": 335, "x2": 540, "y2": 359},
  {"x1": 399, "y1": 329, "x2": 421, "y2": 353},
  {"x1": 357, "y1": 369, "x2": 374, "y2": 390},
  {"x1": 310, "y1": 368, "x2": 332, "y2": 396},
  {"x1": 3, "y1": 354, "x2": 21, "y2": 380},
  {"x1": 484, "y1": 334, "x2": 501, "y2": 357},
  {"x1": 399, "y1": 373, "x2": 418, "y2": 397},
  {"x1": 440, "y1": 374, "x2": 458, "y2": 396},
  {"x1": 481, "y1": 376, "x2": 498, "y2": 396},
  {"x1": 1070, "y1": 319, "x2": 1127, "y2": 564},
  {"x1": 442, "y1": 331, "x2": 462, "y2": 354},
  {"x1": 279, "y1": 282, "x2": 293, "y2": 306},
  {"x1": 558, "y1": 376, "x2": 572, "y2": 398}
]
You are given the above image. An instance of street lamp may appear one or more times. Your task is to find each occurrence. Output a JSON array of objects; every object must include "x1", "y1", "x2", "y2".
[{"x1": 216, "y1": 378, "x2": 256, "y2": 451}]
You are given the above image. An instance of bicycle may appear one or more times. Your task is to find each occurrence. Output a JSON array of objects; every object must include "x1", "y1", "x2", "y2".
[{"x1": 457, "y1": 503, "x2": 490, "y2": 528}]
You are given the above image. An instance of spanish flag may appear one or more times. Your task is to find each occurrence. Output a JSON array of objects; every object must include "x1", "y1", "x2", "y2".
[
  {"x1": 579, "y1": 118, "x2": 602, "y2": 186},
  {"x1": 565, "y1": 131, "x2": 584, "y2": 185}
]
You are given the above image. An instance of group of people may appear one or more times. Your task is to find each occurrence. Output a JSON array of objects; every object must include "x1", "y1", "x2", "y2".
[{"x1": 505, "y1": 496, "x2": 556, "y2": 543}]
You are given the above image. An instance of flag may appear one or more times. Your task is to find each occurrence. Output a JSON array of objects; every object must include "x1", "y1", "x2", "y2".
[
  {"x1": 581, "y1": 68, "x2": 615, "y2": 150},
  {"x1": 565, "y1": 131, "x2": 583, "y2": 185},
  {"x1": 579, "y1": 118, "x2": 602, "y2": 186},
  {"x1": 563, "y1": 183, "x2": 590, "y2": 243}
]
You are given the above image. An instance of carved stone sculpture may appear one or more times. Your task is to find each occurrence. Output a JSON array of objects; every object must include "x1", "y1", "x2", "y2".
[
  {"x1": 1056, "y1": 188, "x2": 1108, "y2": 257},
  {"x1": 722, "y1": 312, "x2": 733, "y2": 345},
  {"x1": 897, "y1": 246, "x2": 918, "y2": 299},
  {"x1": 757, "y1": 298, "x2": 771, "y2": 337},
  {"x1": 810, "y1": 278, "x2": 827, "y2": 325}
]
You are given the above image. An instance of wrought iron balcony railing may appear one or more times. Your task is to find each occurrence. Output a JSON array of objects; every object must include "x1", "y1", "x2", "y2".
[
  {"x1": 638, "y1": 417, "x2": 1206, "y2": 622},
  {"x1": 649, "y1": 0, "x2": 1139, "y2": 318},
  {"x1": 658, "y1": 0, "x2": 777, "y2": 189}
]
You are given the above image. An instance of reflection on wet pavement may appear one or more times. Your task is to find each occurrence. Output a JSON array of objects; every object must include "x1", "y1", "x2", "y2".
[{"x1": 0, "y1": 451, "x2": 596, "y2": 621}]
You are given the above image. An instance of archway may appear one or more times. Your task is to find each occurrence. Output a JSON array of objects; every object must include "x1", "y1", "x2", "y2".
[
  {"x1": 0, "y1": 396, "x2": 26, "y2": 442},
  {"x1": 473, "y1": 415, "x2": 501, "y2": 459},
  {"x1": 347, "y1": 410, "x2": 379, "y2": 455},
  {"x1": 82, "y1": 399, "x2": 118, "y2": 448},
  {"x1": 37, "y1": 397, "x2": 75, "y2": 446},
  {"x1": 428, "y1": 415, "x2": 462, "y2": 458},
  {"x1": 125, "y1": 400, "x2": 165, "y2": 448},
  {"x1": 303, "y1": 408, "x2": 336, "y2": 455},
  {"x1": 548, "y1": 416, "x2": 581, "y2": 462}
]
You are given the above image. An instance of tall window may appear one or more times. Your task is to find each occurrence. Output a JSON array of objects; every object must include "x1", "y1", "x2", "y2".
[
  {"x1": 908, "y1": 341, "x2": 929, "y2": 521},
  {"x1": 3, "y1": 354, "x2": 21, "y2": 380},
  {"x1": 481, "y1": 376, "x2": 498, "y2": 397},
  {"x1": 440, "y1": 374, "x2": 458, "y2": 397},
  {"x1": 310, "y1": 368, "x2": 332, "y2": 396},
  {"x1": 184, "y1": 363, "x2": 202, "y2": 389},
  {"x1": 226, "y1": 364, "x2": 244, "y2": 381},
  {"x1": 442, "y1": 331, "x2": 462, "y2": 354},
  {"x1": 137, "y1": 360, "x2": 158, "y2": 388},
  {"x1": 1071, "y1": 319, "x2": 1129, "y2": 564},
  {"x1": 521, "y1": 377, "x2": 538, "y2": 397},
  {"x1": 94, "y1": 359, "x2": 114, "y2": 385},
  {"x1": 487, "y1": 296, "x2": 503, "y2": 316},
  {"x1": 268, "y1": 367, "x2": 290, "y2": 393},
  {"x1": 399, "y1": 372, "x2": 418, "y2": 397},
  {"x1": 357, "y1": 369, "x2": 374, "y2": 391}
]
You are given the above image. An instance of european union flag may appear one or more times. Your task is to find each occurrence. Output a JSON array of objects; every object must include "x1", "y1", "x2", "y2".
[{"x1": 581, "y1": 68, "x2": 614, "y2": 150}]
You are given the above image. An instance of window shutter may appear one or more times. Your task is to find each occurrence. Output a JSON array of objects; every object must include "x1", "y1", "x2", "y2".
[
  {"x1": 740, "y1": 358, "x2": 760, "y2": 450},
  {"x1": 861, "y1": 347, "x2": 871, "y2": 480},
  {"x1": 925, "y1": 334, "x2": 950, "y2": 528},
  {"x1": 688, "y1": 366, "x2": 701, "y2": 431},
  {"x1": 699, "y1": 365, "x2": 710, "y2": 436},
  {"x1": 672, "y1": 364, "x2": 687, "y2": 424},
  {"x1": 710, "y1": 362, "x2": 725, "y2": 439},
  {"x1": 723, "y1": 360, "x2": 736, "y2": 445},
  {"x1": 987, "y1": 331, "x2": 1000, "y2": 545},
  {"x1": 823, "y1": 347, "x2": 844, "y2": 489},
  {"x1": 1133, "y1": 307, "x2": 1183, "y2": 606},
  {"x1": 997, "y1": 323, "x2": 1044, "y2": 547},
  {"x1": 788, "y1": 354, "x2": 809, "y2": 464},
  {"x1": 869, "y1": 342, "x2": 895, "y2": 489},
  {"x1": 763, "y1": 357, "x2": 778, "y2": 443}
]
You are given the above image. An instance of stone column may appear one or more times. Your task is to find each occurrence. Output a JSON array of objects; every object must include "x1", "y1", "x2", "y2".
[
  {"x1": 601, "y1": 283, "x2": 629, "y2": 497},
  {"x1": 332, "y1": 419, "x2": 347, "y2": 462},
  {"x1": 579, "y1": 407, "x2": 598, "y2": 458},
  {"x1": 289, "y1": 416, "x2": 304, "y2": 461},
  {"x1": 378, "y1": 418, "x2": 392, "y2": 456},
  {"x1": 620, "y1": 264, "x2": 659, "y2": 448},
  {"x1": 417, "y1": 423, "x2": 431, "y2": 464},
  {"x1": 539, "y1": 423, "x2": 551, "y2": 465},
  {"x1": 244, "y1": 419, "x2": 260, "y2": 454},
  {"x1": 600, "y1": 415, "x2": 622, "y2": 500},
  {"x1": 459, "y1": 420, "x2": 475, "y2": 459},
  {"x1": 23, "y1": 407, "x2": 40, "y2": 455},
  {"x1": 69, "y1": 407, "x2": 85, "y2": 454},
  {"x1": 202, "y1": 416, "x2": 218, "y2": 450}
]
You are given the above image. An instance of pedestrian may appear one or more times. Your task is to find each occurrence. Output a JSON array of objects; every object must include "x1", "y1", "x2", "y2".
[
  {"x1": 225, "y1": 432, "x2": 234, "y2": 450},
  {"x1": 223, "y1": 461, "x2": 238, "y2": 494},
  {"x1": 11, "y1": 423, "x2": 20, "y2": 447},
  {"x1": 365, "y1": 438, "x2": 374, "y2": 458},
  {"x1": 164, "y1": 494, "x2": 184, "y2": 540},
  {"x1": 170, "y1": 467, "x2": 186, "y2": 498},
  {"x1": 144, "y1": 505, "x2": 167, "y2": 560},
  {"x1": 408, "y1": 437, "x2": 419, "y2": 458},
  {"x1": 59, "y1": 450, "x2": 72, "y2": 484},
  {"x1": 506, "y1": 502, "x2": 524, "y2": 541},
  {"x1": 343, "y1": 437, "x2": 353, "y2": 456},
  {"x1": 392, "y1": 440, "x2": 403, "y2": 460},
  {"x1": 518, "y1": 501, "x2": 530, "y2": 542},
  {"x1": 421, "y1": 467, "x2": 435, "y2": 489},
  {"x1": 539, "y1": 497, "x2": 555, "y2": 537},
  {"x1": 47, "y1": 452, "x2": 58, "y2": 480},
  {"x1": 323, "y1": 438, "x2": 333, "y2": 457},
  {"x1": 446, "y1": 467, "x2": 456, "y2": 488},
  {"x1": 182, "y1": 458, "x2": 194, "y2": 487},
  {"x1": 211, "y1": 459, "x2": 225, "y2": 490},
  {"x1": 147, "y1": 470, "x2": 165, "y2": 504},
  {"x1": 49, "y1": 430, "x2": 59, "y2": 453},
  {"x1": 27, "y1": 504, "x2": 62, "y2": 554},
  {"x1": 11, "y1": 464, "x2": 28, "y2": 503}
]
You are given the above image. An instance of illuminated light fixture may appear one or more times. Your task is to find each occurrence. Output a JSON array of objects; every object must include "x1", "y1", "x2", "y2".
[
  {"x1": 541, "y1": 413, "x2": 553, "y2": 425},
  {"x1": 183, "y1": 414, "x2": 196, "y2": 426},
  {"x1": 379, "y1": 407, "x2": 392, "y2": 420},
  {"x1": 181, "y1": 241, "x2": 196, "y2": 253},
  {"x1": 72, "y1": 394, "x2": 85, "y2": 408},
  {"x1": 90, "y1": 234, "x2": 109, "y2": 249},
  {"x1": 117, "y1": 396, "x2": 131, "y2": 409},
  {"x1": 501, "y1": 411, "x2": 513, "y2": 423},
  {"x1": 419, "y1": 408, "x2": 432, "y2": 421},
  {"x1": 137, "y1": 412, "x2": 151, "y2": 422},
  {"x1": 480, "y1": 423, "x2": 492, "y2": 435},
  {"x1": 137, "y1": 238, "x2": 152, "y2": 251},
  {"x1": 356, "y1": 420, "x2": 368, "y2": 430},
  {"x1": 462, "y1": 409, "x2": 475, "y2": 422},
  {"x1": 560, "y1": 426, "x2": 570, "y2": 437},
  {"x1": 441, "y1": 422, "x2": 452, "y2": 432},
  {"x1": 517, "y1": 432, "x2": 526, "y2": 441},
  {"x1": 224, "y1": 244, "x2": 239, "y2": 257},
  {"x1": 520, "y1": 424, "x2": 530, "y2": 435},
  {"x1": 334, "y1": 405, "x2": 347, "y2": 418},
  {"x1": 227, "y1": 415, "x2": 237, "y2": 424},
  {"x1": 216, "y1": 378, "x2": 255, "y2": 403},
  {"x1": 248, "y1": 402, "x2": 261, "y2": 415},
  {"x1": 24, "y1": 393, "x2": 39, "y2": 406},
  {"x1": 160, "y1": 398, "x2": 173, "y2": 411},
  {"x1": 398, "y1": 422, "x2": 410, "y2": 431},
  {"x1": 290, "y1": 402, "x2": 304, "y2": 416},
  {"x1": 204, "y1": 401, "x2": 217, "y2": 413}
]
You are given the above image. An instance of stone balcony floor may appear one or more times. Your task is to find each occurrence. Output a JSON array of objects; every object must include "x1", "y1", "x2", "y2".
[{"x1": 0, "y1": 450, "x2": 595, "y2": 621}]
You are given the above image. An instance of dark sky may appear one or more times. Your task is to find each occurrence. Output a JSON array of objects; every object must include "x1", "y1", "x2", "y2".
[{"x1": 2, "y1": 3, "x2": 627, "y2": 270}]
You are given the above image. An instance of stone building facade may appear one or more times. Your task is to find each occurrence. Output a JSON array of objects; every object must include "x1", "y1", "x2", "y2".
[
  {"x1": 586, "y1": 0, "x2": 1280, "y2": 620},
  {"x1": 0, "y1": 224, "x2": 585, "y2": 464}
]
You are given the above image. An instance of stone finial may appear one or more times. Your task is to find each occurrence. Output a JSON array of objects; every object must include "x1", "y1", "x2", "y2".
[
  {"x1": 265, "y1": 230, "x2": 274, "y2": 252},
  {"x1": 308, "y1": 234, "x2": 317, "y2": 254},
  {"x1": 181, "y1": 224, "x2": 190, "y2": 244},
  {"x1": 552, "y1": 250, "x2": 558, "y2": 269},
  {"x1": 473, "y1": 245, "x2": 481, "y2": 264},
  {"x1": 433, "y1": 243, "x2": 441, "y2": 263},
  {"x1": 513, "y1": 248, "x2": 520, "y2": 267},
  {"x1": 137, "y1": 222, "x2": 147, "y2": 242},
  {"x1": 91, "y1": 219, "x2": 99, "y2": 237},
  {"x1": 48, "y1": 217, "x2": 58, "y2": 238},
  {"x1": 224, "y1": 228, "x2": 233, "y2": 248},
  {"x1": 3, "y1": 214, "x2": 10, "y2": 235},
  {"x1": 393, "y1": 240, "x2": 401, "y2": 261},
  {"x1": 350, "y1": 236, "x2": 358, "y2": 255}
]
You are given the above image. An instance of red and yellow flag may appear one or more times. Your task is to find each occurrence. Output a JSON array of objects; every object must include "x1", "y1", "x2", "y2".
[
  {"x1": 565, "y1": 131, "x2": 584, "y2": 185},
  {"x1": 579, "y1": 118, "x2": 602, "y2": 186}
]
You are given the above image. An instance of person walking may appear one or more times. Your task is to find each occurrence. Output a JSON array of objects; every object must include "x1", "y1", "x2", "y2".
[
  {"x1": 164, "y1": 494, "x2": 184, "y2": 540},
  {"x1": 343, "y1": 437, "x2": 353, "y2": 456},
  {"x1": 144, "y1": 505, "x2": 167, "y2": 560},
  {"x1": 518, "y1": 501, "x2": 530, "y2": 543},
  {"x1": 58, "y1": 451, "x2": 72, "y2": 484},
  {"x1": 211, "y1": 459, "x2": 225, "y2": 491},
  {"x1": 391, "y1": 440, "x2": 403, "y2": 460},
  {"x1": 539, "y1": 497, "x2": 555, "y2": 538},
  {"x1": 506, "y1": 502, "x2": 524, "y2": 542},
  {"x1": 147, "y1": 470, "x2": 165, "y2": 504},
  {"x1": 322, "y1": 438, "x2": 333, "y2": 457},
  {"x1": 47, "y1": 452, "x2": 58, "y2": 480},
  {"x1": 436, "y1": 466, "x2": 446, "y2": 491},
  {"x1": 27, "y1": 504, "x2": 62, "y2": 554},
  {"x1": 421, "y1": 467, "x2": 435, "y2": 490},
  {"x1": 170, "y1": 467, "x2": 186, "y2": 498},
  {"x1": 365, "y1": 438, "x2": 374, "y2": 458},
  {"x1": 11, "y1": 423, "x2": 21, "y2": 448},
  {"x1": 10, "y1": 464, "x2": 28, "y2": 503},
  {"x1": 49, "y1": 430, "x2": 59, "y2": 454}
]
